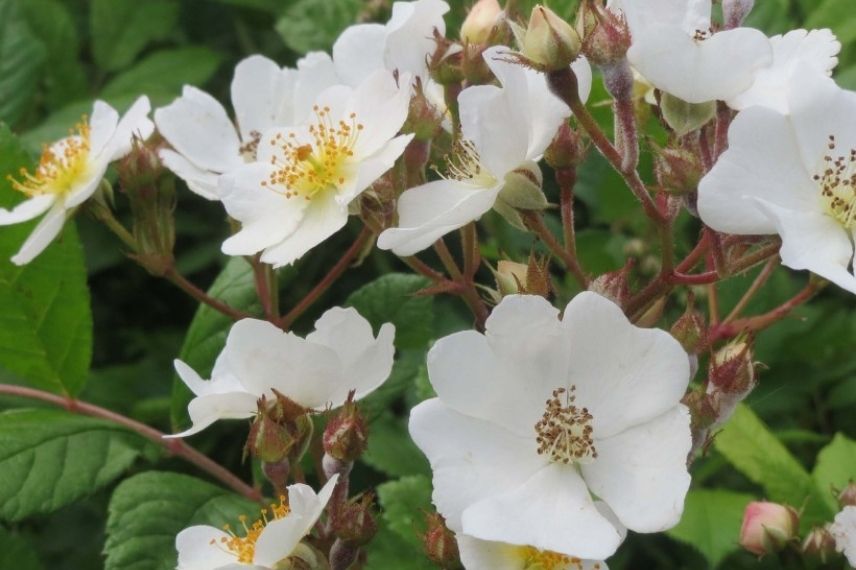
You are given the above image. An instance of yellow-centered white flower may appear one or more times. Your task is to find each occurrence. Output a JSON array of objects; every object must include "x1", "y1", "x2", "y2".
[
  {"x1": 217, "y1": 69, "x2": 412, "y2": 267},
  {"x1": 698, "y1": 68, "x2": 856, "y2": 294},
  {"x1": 608, "y1": 0, "x2": 771, "y2": 104},
  {"x1": 175, "y1": 476, "x2": 338, "y2": 570},
  {"x1": 169, "y1": 307, "x2": 394, "y2": 438},
  {"x1": 155, "y1": 54, "x2": 340, "y2": 201},
  {"x1": 410, "y1": 293, "x2": 692, "y2": 561},
  {"x1": 377, "y1": 46, "x2": 591, "y2": 256},
  {"x1": 0, "y1": 97, "x2": 152, "y2": 265}
]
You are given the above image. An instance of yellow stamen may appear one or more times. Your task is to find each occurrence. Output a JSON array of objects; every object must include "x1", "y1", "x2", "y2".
[
  {"x1": 8, "y1": 117, "x2": 92, "y2": 197},
  {"x1": 262, "y1": 105, "x2": 362, "y2": 200},
  {"x1": 517, "y1": 546, "x2": 598, "y2": 570},
  {"x1": 436, "y1": 138, "x2": 497, "y2": 187},
  {"x1": 210, "y1": 496, "x2": 291, "y2": 564}
]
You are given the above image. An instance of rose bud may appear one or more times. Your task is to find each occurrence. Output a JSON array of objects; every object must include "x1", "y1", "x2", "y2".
[
  {"x1": 322, "y1": 391, "x2": 369, "y2": 463},
  {"x1": 802, "y1": 525, "x2": 837, "y2": 563},
  {"x1": 522, "y1": 5, "x2": 582, "y2": 71},
  {"x1": 838, "y1": 481, "x2": 856, "y2": 508},
  {"x1": 461, "y1": 0, "x2": 502, "y2": 45},
  {"x1": 739, "y1": 501, "x2": 800, "y2": 556},
  {"x1": 423, "y1": 513, "x2": 463, "y2": 569}
]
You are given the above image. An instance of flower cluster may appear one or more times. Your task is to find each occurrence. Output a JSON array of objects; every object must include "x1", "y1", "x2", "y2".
[{"x1": 3, "y1": 0, "x2": 855, "y2": 568}]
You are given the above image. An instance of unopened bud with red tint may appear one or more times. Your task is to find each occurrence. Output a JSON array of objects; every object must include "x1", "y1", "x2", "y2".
[
  {"x1": 655, "y1": 146, "x2": 703, "y2": 195},
  {"x1": 332, "y1": 493, "x2": 378, "y2": 546},
  {"x1": 802, "y1": 525, "x2": 837, "y2": 563},
  {"x1": 588, "y1": 260, "x2": 633, "y2": 309},
  {"x1": 461, "y1": 0, "x2": 503, "y2": 44},
  {"x1": 246, "y1": 401, "x2": 295, "y2": 464},
  {"x1": 545, "y1": 122, "x2": 586, "y2": 169},
  {"x1": 707, "y1": 338, "x2": 756, "y2": 426},
  {"x1": 522, "y1": 5, "x2": 582, "y2": 72},
  {"x1": 740, "y1": 501, "x2": 800, "y2": 556},
  {"x1": 670, "y1": 294, "x2": 706, "y2": 354},
  {"x1": 575, "y1": 0, "x2": 631, "y2": 67},
  {"x1": 723, "y1": 0, "x2": 755, "y2": 29},
  {"x1": 423, "y1": 513, "x2": 462, "y2": 569},
  {"x1": 839, "y1": 481, "x2": 856, "y2": 508},
  {"x1": 323, "y1": 392, "x2": 369, "y2": 463}
]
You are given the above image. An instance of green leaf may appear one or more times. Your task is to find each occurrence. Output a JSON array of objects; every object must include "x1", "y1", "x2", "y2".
[
  {"x1": 807, "y1": 0, "x2": 856, "y2": 44},
  {"x1": 105, "y1": 471, "x2": 258, "y2": 570},
  {"x1": 102, "y1": 47, "x2": 223, "y2": 100},
  {"x1": 667, "y1": 489, "x2": 754, "y2": 568},
  {"x1": 364, "y1": 526, "x2": 436, "y2": 570},
  {"x1": 0, "y1": 527, "x2": 43, "y2": 570},
  {"x1": 90, "y1": 0, "x2": 180, "y2": 72},
  {"x1": 376, "y1": 474, "x2": 433, "y2": 551},
  {"x1": 20, "y1": 0, "x2": 87, "y2": 109},
  {"x1": 0, "y1": 0, "x2": 47, "y2": 126},
  {"x1": 275, "y1": 0, "x2": 362, "y2": 53},
  {"x1": 0, "y1": 125, "x2": 92, "y2": 396},
  {"x1": 713, "y1": 405, "x2": 833, "y2": 527},
  {"x1": 0, "y1": 409, "x2": 149, "y2": 521},
  {"x1": 346, "y1": 273, "x2": 433, "y2": 350},
  {"x1": 170, "y1": 258, "x2": 260, "y2": 430},
  {"x1": 362, "y1": 412, "x2": 430, "y2": 478},
  {"x1": 812, "y1": 433, "x2": 856, "y2": 513}
]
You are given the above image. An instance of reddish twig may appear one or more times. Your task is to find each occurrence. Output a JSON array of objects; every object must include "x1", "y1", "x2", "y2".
[
  {"x1": 279, "y1": 227, "x2": 373, "y2": 330},
  {"x1": 0, "y1": 384, "x2": 261, "y2": 502}
]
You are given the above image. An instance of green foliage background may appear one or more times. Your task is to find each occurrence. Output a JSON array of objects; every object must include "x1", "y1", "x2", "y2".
[{"x1": 0, "y1": 0, "x2": 854, "y2": 568}]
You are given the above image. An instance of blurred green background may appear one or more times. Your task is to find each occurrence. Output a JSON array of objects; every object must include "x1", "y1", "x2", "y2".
[{"x1": 0, "y1": 0, "x2": 855, "y2": 568}]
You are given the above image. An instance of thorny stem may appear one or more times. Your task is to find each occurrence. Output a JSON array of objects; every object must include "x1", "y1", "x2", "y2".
[
  {"x1": 722, "y1": 256, "x2": 780, "y2": 324},
  {"x1": 714, "y1": 102, "x2": 732, "y2": 160},
  {"x1": 279, "y1": 227, "x2": 373, "y2": 330},
  {"x1": 461, "y1": 223, "x2": 480, "y2": 280},
  {"x1": 251, "y1": 255, "x2": 278, "y2": 322},
  {"x1": 164, "y1": 268, "x2": 253, "y2": 321},
  {"x1": 523, "y1": 211, "x2": 589, "y2": 288},
  {"x1": 91, "y1": 202, "x2": 252, "y2": 321},
  {"x1": 547, "y1": 67, "x2": 667, "y2": 227},
  {"x1": 556, "y1": 168, "x2": 579, "y2": 264},
  {"x1": 0, "y1": 384, "x2": 262, "y2": 502},
  {"x1": 603, "y1": 60, "x2": 639, "y2": 172},
  {"x1": 434, "y1": 238, "x2": 490, "y2": 329},
  {"x1": 702, "y1": 280, "x2": 824, "y2": 349},
  {"x1": 402, "y1": 256, "x2": 446, "y2": 282}
]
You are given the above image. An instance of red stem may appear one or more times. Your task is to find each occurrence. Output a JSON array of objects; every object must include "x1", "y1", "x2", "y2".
[
  {"x1": 279, "y1": 227, "x2": 373, "y2": 330},
  {"x1": 0, "y1": 384, "x2": 261, "y2": 502},
  {"x1": 165, "y1": 268, "x2": 254, "y2": 321}
]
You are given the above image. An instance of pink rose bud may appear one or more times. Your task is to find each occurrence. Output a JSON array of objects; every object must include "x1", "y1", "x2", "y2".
[
  {"x1": 740, "y1": 501, "x2": 800, "y2": 556},
  {"x1": 461, "y1": 0, "x2": 502, "y2": 45}
]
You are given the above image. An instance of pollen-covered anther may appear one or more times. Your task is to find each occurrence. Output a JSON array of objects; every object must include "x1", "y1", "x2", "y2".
[
  {"x1": 535, "y1": 386, "x2": 597, "y2": 465},
  {"x1": 518, "y1": 546, "x2": 599, "y2": 570},
  {"x1": 814, "y1": 134, "x2": 856, "y2": 229},
  {"x1": 9, "y1": 117, "x2": 92, "y2": 197},
  {"x1": 436, "y1": 139, "x2": 496, "y2": 187},
  {"x1": 262, "y1": 105, "x2": 362, "y2": 200},
  {"x1": 213, "y1": 496, "x2": 291, "y2": 563},
  {"x1": 692, "y1": 28, "x2": 713, "y2": 41}
]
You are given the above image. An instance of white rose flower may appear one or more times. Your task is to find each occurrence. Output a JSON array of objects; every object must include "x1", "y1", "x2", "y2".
[
  {"x1": 175, "y1": 475, "x2": 338, "y2": 569},
  {"x1": 830, "y1": 506, "x2": 856, "y2": 567},
  {"x1": 727, "y1": 29, "x2": 841, "y2": 113},
  {"x1": 332, "y1": 0, "x2": 450, "y2": 86},
  {"x1": 0, "y1": 96, "x2": 152, "y2": 265},
  {"x1": 698, "y1": 69, "x2": 856, "y2": 294},
  {"x1": 609, "y1": 0, "x2": 772, "y2": 104},
  {"x1": 170, "y1": 307, "x2": 395, "y2": 437},
  {"x1": 155, "y1": 54, "x2": 338, "y2": 200},
  {"x1": 410, "y1": 292, "x2": 692, "y2": 560},
  {"x1": 217, "y1": 69, "x2": 412, "y2": 267},
  {"x1": 377, "y1": 45, "x2": 591, "y2": 256},
  {"x1": 456, "y1": 502, "x2": 624, "y2": 569}
]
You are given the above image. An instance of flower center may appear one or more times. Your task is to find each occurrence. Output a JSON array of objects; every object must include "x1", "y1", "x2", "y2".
[
  {"x1": 214, "y1": 496, "x2": 291, "y2": 564},
  {"x1": 263, "y1": 105, "x2": 362, "y2": 201},
  {"x1": 517, "y1": 546, "x2": 599, "y2": 570},
  {"x1": 815, "y1": 135, "x2": 856, "y2": 230},
  {"x1": 437, "y1": 139, "x2": 498, "y2": 187},
  {"x1": 535, "y1": 386, "x2": 597, "y2": 465},
  {"x1": 9, "y1": 118, "x2": 91, "y2": 197}
]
